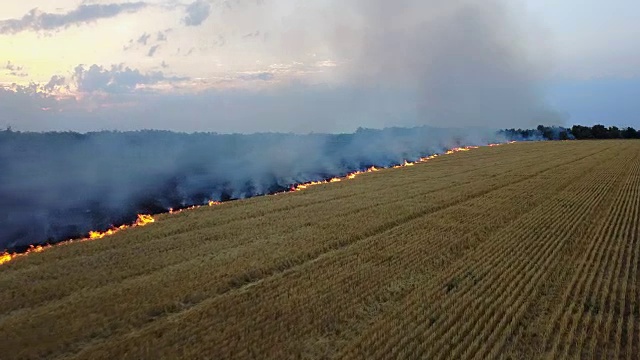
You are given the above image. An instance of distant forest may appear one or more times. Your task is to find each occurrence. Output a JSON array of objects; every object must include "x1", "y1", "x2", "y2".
[{"x1": 502, "y1": 124, "x2": 640, "y2": 141}]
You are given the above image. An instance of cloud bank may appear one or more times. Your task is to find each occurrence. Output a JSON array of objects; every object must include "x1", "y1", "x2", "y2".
[
  {"x1": 0, "y1": 2, "x2": 148, "y2": 34},
  {"x1": 72, "y1": 64, "x2": 183, "y2": 94}
]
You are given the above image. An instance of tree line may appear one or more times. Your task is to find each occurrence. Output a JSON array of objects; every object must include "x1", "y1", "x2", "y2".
[{"x1": 501, "y1": 124, "x2": 640, "y2": 141}]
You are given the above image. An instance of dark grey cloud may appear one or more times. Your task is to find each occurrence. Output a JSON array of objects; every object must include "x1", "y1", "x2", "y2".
[
  {"x1": 4, "y1": 61, "x2": 28, "y2": 77},
  {"x1": 0, "y1": 2, "x2": 148, "y2": 34},
  {"x1": 137, "y1": 32, "x2": 151, "y2": 45},
  {"x1": 147, "y1": 45, "x2": 160, "y2": 57},
  {"x1": 44, "y1": 75, "x2": 67, "y2": 92},
  {"x1": 126, "y1": 29, "x2": 170, "y2": 53},
  {"x1": 184, "y1": 0, "x2": 211, "y2": 26}
]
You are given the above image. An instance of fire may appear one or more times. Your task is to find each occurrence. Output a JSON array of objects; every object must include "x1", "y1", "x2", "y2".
[
  {"x1": 0, "y1": 142, "x2": 514, "y2": 266},
  {"x1": 0, "y1": 253, "x2": 12, "y2": 265},
  {"x1": 347, "y1": 171, "x2": 362, "y2": 180},
  {"x1": 288, "y1": 143, "x2": 512, "y2": 193},
  {"x1": 167, "y1": 205, "x2": 201, "y2": 215},
  {"x1": 0, "y1": 214, "x2": 155, "y2": 266},
  {"x1": 393, "y1": 160, "x2": 415, "y2": 168},
  {"x1": 136, "y1": 214, "x2": 155, "y2": 226},
  {"x1": 76, "y1": 214, "x2": 154, "y2": 241},
  {"x1": 0, "y1": 245, "x2": 48, "y2": 266}
]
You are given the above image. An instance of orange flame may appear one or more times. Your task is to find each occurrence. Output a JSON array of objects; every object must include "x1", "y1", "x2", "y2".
[
  {"x1": 288, "y1": 143, "x2": 511, "y2": 193},
  {"x1": 136, "y1": 214, "x2": 155, "y2": 226},
  {"x1": 0, "y1": 245, "x2": 48, "y2": 266},
  {"x1": 0, "y1": 214, "x2": 155, "y2": 266},
  {"x1": 0, "y1": 142, "x2": 514, "y2": 266}
]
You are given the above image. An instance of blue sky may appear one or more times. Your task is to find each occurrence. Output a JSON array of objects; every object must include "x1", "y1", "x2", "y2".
[
  {"x1": 1, "y1": 0, "x2": 638, "y2": 132},
  {"x1": 525, "y1": 0, "x2": 640, "y2": 77},
  {"x1": 523, "y1": 0, "x2": 640, "y2": 128}
]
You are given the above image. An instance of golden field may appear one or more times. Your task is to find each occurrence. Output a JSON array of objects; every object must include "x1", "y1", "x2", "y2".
[{"x1": 1, "y1": 140, "x2": 639, "y2": 359}]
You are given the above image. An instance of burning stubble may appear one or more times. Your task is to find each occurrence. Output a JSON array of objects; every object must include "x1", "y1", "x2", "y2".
[
  {"x1": 0, "y1": 127, "x2": 508, "y2": 251},
  {"x1": 0, "y1": 1, "x2": 557, "y2": 250}
]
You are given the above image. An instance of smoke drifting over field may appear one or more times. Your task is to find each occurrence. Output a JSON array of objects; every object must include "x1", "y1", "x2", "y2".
[
  {"x1": 1, "y1": 127, "x2": 509, "y2": 250},
  {"x1": 0, "y1": 1, "x2": 557, "y2": 250}
]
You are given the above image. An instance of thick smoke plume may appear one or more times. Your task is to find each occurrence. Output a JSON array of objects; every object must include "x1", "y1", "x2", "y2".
[
  {"x1": 1, "y1": 127, "x2": 507, "y2": 251},
  {"x1": 198, "y1": 0, "x2": 556, "y2": 131}
]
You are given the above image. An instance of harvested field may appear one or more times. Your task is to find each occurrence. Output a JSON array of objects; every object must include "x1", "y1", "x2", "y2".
[{"x1": 1, "y1": 140, "x2": 639, "y2": 359}]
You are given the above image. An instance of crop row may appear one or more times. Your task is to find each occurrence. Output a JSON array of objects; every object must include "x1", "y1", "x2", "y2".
[
  {"x1": 0, "y1": 141, "x2": 634, "y2": 360},
  {"x1": 67, "y1": 144, "x2": 625, "y2": 359},
  {"x1": 339, "y1": 143, "x2": 634, "y2": 359},
  {"x1": 543, "y1": 148, "x2": 640, "y2": 359}
]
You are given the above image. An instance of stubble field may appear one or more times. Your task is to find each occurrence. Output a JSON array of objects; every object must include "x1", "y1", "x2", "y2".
[{"x1": 1, "y1": 140, "x2": 639, "y2": 359}]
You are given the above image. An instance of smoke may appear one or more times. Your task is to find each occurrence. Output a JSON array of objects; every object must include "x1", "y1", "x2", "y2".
[
  {"x1": 333, "y1": 0, "x2": 552, "y2": 128},
  {"x1": 0, "y1": 127, "x2": 508, "y2": 251},
  {"x1": 0, "y1": 1, "x2": 558, "y2": 250},
  {"x1": 208, "y1": 0, "x2": 558, "y2": 130}
]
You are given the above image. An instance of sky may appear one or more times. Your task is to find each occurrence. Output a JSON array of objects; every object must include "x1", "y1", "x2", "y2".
[{"x1": 1, "y1": 0, "x2": 638, "y2": 133}]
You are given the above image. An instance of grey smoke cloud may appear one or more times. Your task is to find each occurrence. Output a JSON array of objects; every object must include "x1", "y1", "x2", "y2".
[
  {"x1": 0, "y1": 126, "x2": 508, "y2": 250},
  {"x1": 120, "y1": 0, "x2": 556, "y2": 131},
  {"x1": 274, "y1": 0, "x2": 556, "y2": 128},
  {"x1": 0, "y1": 2, "x2": 148, "y2": 34},
  {"x1": 0, "y1": 0, "x2": 561, "y2": 249}
]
